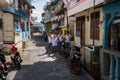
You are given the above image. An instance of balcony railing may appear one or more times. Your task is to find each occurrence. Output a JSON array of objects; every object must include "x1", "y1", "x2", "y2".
[
  {"x1": 100, "y1": 49, "x2": 120, "y2": 80},
  {"x1": 0, "y1": 5, "x2": 15, "y2": 13}
]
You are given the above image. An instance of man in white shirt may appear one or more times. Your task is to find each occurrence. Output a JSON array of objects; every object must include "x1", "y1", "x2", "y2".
[
  {"x1": 65, "y1": 31, "x2": 71, "y2": 52},
  {"x1": 58, "y1": 33, "x2": 63, "y2": 52},
  {"x1": 51, "y1": 34, "x2": 58, "y2": 53},
  {"x1": 65, "y1": 31, "x2": 71, "y2": 43}
]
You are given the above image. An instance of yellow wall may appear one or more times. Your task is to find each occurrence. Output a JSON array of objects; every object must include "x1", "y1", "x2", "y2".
[
  {"x1": 46, "y1": 22, "x2": 51, "y2": 32},
  {"x1": 74, "y1": 8, "x2": 103, "y2": 47},
  {"x1": 61, "y1": 27, "x2": 67, "y2": 36}
]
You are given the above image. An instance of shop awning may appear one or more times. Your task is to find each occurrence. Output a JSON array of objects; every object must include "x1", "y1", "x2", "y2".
[{"x1": 15, "y1": 9, "x2": 29, "y2": 21}]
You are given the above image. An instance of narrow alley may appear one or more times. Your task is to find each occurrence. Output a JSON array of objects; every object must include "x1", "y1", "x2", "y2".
[{"x1": 7, "y1": 33, "x2": 94, "y2": 80}]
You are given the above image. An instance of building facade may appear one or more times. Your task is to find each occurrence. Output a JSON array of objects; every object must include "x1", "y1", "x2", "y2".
[
  {"x1": 43, "y1": 2, "x2": 52, "y2": 32},
  {"x1": 0, "y1": 0, "x2": 32, "y2": 53},
  {"x1": 67, "y1": 0, "x2": 104, "y2": 79}
]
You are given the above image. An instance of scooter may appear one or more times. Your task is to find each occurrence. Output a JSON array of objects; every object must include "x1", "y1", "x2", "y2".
[
  {"x1": 68, "y1": 47, "x2": 81, "y2": 74},
  {"x1": 10, "y1": 44, "x2": 22, "y2": 70},
  {"x1": 0, "y1": 60, "x2": 7, "y2": 80}
]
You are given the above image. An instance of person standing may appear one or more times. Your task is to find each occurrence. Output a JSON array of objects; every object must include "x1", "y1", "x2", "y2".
[
  {"x1": 51, "y1": 33, "x2": 58, "y2": 53},
  {"x1": 65, "y1": 31, "x2": 71, "y2": 52},
  {"x1": 47, "y1": 33, "x2": 52, "y2": 56},
  {"x1": 65, "y1": 31, "x2": 71, "y2": 44},
  {"x1": 43, "y1": 31, "x2": 48, "y2": 42},
  {"x1": 58, "y1": 32, "x2": 63, "y2": 52}
]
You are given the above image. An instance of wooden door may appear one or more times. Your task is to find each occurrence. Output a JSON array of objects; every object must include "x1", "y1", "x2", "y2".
[{"x1": 80, "y1": 16, "x2": 85, "y2": 46}]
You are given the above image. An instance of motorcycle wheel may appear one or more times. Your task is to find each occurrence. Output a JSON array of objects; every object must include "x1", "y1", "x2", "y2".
[{"x1": 71, "y1": 65, "x2": 80, "y2": 74}]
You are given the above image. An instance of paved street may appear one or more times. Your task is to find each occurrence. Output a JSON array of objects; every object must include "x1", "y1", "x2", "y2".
[{"x1": 7, "y1": 34, "x2": 94, "y2": 80}]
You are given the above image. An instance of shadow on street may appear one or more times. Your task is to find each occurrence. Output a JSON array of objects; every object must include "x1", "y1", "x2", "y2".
[{"x1": 7, "y1": 34, "x2": 94, "y2": 80}]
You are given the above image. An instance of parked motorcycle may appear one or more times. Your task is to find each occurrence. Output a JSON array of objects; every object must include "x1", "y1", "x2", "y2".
[
  {"x1": 61, "y1": 42, "x2": 70, "y2": 59},
  {"x1": 0, "y1": 45, "x2": 8, "y2": 79},
  {"x1": 68, "y1": 46, "x2": 81, "y2": 74},
  {"x1": 10, "y1": 44, "x2": 22, "y2": 70},
  {"x1": 0, "y1": 61, "x2": 7, "y2": 80}
]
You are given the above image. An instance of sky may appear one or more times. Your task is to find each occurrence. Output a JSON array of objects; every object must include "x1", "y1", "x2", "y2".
[{"x1": 31, "y1": 0, "x2": 50, "y2": 22}]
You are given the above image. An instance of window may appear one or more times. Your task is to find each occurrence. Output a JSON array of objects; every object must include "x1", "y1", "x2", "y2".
[
  {"x1": 76, "y1": 16, "x2": 85, "y2": 37},
  {"x1": 90, "y1": 11, "x2": 100, "y2": 40},
  {"x1": 76, "y1": 17, "x2": 80, "y2": 37}
]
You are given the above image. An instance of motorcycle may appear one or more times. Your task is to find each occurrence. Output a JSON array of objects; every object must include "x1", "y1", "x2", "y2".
[
  {"x1": 61, "y1": 42, "x2": 70, "y2": 59},
  {"x1": 0, "y1": 61, "x2": 7, "y2": 80},
  {"x1": 68, "y1": 46, "x2": 81, "y2": 74},
  {"x1": 10, "y1": 44, "x2": 22, "y2": 70},
  {"x1": 0, "y1": 45, "x2": 8, "y2": 79}
]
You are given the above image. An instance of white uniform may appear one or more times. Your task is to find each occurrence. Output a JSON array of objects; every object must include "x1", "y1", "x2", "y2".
[
  {"x1": 65, "y1": 34, "x2": 71, "y2": 43},
  {"x1": 52, "y1": 37, "x2": 58, "y2": 46}
]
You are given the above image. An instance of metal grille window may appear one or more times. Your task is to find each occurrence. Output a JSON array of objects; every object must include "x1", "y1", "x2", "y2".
[{"x1": 90, "y1": 11, "x2": 100, "y2": 40}]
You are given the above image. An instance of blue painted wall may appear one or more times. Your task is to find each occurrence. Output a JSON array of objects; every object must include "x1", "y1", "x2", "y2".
[{"x1": 102, "y1": 1, "x2": 120, "y2": 80}]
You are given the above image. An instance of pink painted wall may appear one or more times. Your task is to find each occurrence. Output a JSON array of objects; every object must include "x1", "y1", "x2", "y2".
[{"x1": 67, "y1": 0, "x2": 104, "y2": 16}]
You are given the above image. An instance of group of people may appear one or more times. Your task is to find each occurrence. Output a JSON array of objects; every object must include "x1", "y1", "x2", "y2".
[{"x1": 47, "y1": 31, "x2": 71, "y2": 55}]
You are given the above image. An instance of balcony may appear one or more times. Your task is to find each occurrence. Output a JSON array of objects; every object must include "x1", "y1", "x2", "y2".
[
  {"x1": 15, "y1": 9, "x2": 29, "y2": 21},
  {"x1": 44, "y1": 12, "x2": 51, "y2": 23},
  {"x1": 0, "y1": 5, "x2": 15, "y2": 13}
]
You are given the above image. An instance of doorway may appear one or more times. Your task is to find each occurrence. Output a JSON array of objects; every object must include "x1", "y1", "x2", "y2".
[{"x1": 76, "y1": 16, "x2": 85, "y2": 46}]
